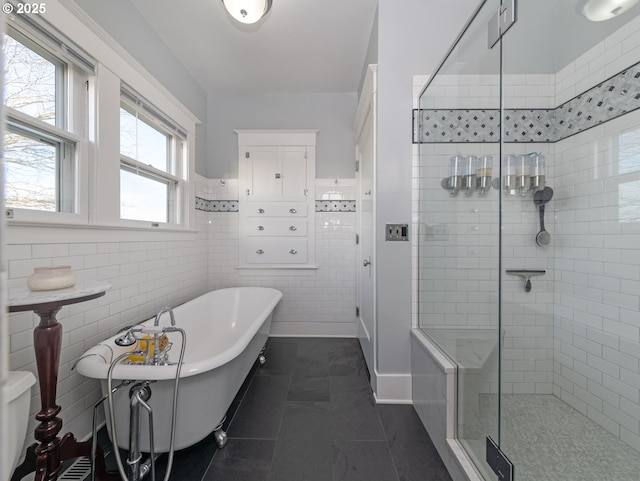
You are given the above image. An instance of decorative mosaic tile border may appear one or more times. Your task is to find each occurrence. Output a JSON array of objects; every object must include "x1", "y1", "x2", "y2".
[
  {"x1": 315, "y1": 200, "x2": 356, "y2": 212},
  {"x1": 414, "y1": 62, "x2": 640, "y2": 144},
  {"x1": 196, "y1": 197, "x2": 357, "y2": 213},
  {"x1": 195, "y1": 197, "x2": 239, "y2": 212}
]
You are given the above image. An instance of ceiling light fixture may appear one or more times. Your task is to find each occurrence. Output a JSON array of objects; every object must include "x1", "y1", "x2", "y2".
[
  {"x1": 221, "y1": 0, "x2": 272, "y2": 24},
  {"x1": 582, "y1": 0, "x2": 640, "y2": 21}
]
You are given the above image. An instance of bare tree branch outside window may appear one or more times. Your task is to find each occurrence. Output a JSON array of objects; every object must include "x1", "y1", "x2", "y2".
[{"x1": 3, "y1": 33, "x2": 59, "y2": 211}]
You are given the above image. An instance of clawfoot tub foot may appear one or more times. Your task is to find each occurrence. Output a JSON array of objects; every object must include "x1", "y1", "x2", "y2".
[
  {"x1": 213, "y1": 418, "x2": 227, "y2": 448},
  {"x1": 214, "y1": 428, "x2": 228, "y2": 448},
  {"x1": 258, "y1": 345, "x2": 266, "y2": 366}
]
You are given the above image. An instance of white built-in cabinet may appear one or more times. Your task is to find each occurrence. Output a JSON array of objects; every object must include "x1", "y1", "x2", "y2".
[{"x1": 236, "y1": 130, "x2": 317, "y2": 269}]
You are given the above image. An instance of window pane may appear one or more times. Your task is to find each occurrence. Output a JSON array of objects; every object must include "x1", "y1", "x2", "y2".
[
  {"x1": 619, "y1": 128, "x2": 640, "y2": 175},
  {"x1": 120, "y1": 168, "x2": 169, "y2": 223},
  {"x1": 4, "y1": 130, "x2": 57, "y2": 211},
  {"x1": 619, "y1": 180, "x2": 640, "y2": 224},
  {"x1": 120, "y1": 108, "x2": 169, "y2": 172},
  {"x1": 3, "y1": 33, "x2": 57, "y2": 125}
]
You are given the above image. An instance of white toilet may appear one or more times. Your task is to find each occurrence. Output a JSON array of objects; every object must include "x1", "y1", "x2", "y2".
[{"x1": 3, "y1": 370, "x2": 36, "y2": 481}]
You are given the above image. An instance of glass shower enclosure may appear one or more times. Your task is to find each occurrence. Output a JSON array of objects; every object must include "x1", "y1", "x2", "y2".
[{"x1": 417, "y1": 1, "x2": 640, "y2": 480}]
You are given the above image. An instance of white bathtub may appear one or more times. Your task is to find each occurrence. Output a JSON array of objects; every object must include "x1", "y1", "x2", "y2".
[{"x1": 75, "y1": 287, "x2": 283, "y2": 452}]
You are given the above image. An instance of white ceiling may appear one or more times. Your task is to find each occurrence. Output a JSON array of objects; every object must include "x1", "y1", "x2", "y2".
[{"x1": 127, "y1": 0, "x2": 379, "y2": 95}]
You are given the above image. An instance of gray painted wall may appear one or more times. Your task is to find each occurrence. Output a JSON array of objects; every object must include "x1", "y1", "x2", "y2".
[
  {"x1": 374, "y1": 0, "x2": 478, "y2": 375},
  {"x1": 71, "y1": 0, "x2": 209, "y2": 175},
  {"x1": 359, "y1": 6, "x2": 379, "y2": 96},
  {"x1": 206, "y1": 92, "x2": 357, "y2": 179}
]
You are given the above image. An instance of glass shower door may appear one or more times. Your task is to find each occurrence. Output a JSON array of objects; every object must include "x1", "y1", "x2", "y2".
[
  {"x1": 417, "y1": 1, "x2": 503, "y2": 478},
  {"x1": 499, "y1": 1, "x2": 640, "y2": 481}
]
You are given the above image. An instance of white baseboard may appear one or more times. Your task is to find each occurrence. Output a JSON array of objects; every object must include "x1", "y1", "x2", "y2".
[
  {"x1": 373, "y1": 372, "x2": 412, "y2": 404},
  {"x1": 358, "y1": 316, "x2": 371, "y2": 341},
  {"x1": 270, "y1": 321, "x2": 357, "y2": 337}
]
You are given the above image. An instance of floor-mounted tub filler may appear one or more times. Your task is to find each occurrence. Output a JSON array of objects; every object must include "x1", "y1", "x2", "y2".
[{"x1": 75, "y1": 287, "x2": 283, "y2": 481}]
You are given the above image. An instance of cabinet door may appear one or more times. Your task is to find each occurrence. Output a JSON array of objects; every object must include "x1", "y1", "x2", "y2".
[
  {"x1": 244, "y1": 147, "x2": 278, "y2": 198},
  {"x1": 279, "y1": 146, "x2": 308, "y2": 199}
]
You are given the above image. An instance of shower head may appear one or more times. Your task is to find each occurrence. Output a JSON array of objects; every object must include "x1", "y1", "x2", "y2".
[{"x1": 536, "y1": 228, "x2": 551, "y2": 246}]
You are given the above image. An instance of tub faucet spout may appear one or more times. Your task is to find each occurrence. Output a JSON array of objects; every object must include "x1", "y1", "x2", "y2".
[{"x1": 154, "y1": 306, "x2": 176, "y2": 327}]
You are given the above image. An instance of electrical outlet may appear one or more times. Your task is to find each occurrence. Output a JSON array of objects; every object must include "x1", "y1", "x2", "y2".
[{"x1": 386, "y1": 223, "x2": 409, "y2": 241}]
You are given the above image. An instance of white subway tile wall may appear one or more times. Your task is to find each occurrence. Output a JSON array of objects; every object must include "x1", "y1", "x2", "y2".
[
  {"x1": 204, "y1": 178, "x2": 357, "y2": 337},
  {"x1": 7, "y1": 174, "x2": 356, "y2": 450},
  {"x1": 416, "y1": 140, "x2": 555, "y2": 396},
  {"x1": 553, "y1": 109, "x2": 640, "y2": 450},
  {"x1": 8, "y1": 218, "x2": 210, "y2": 451}
]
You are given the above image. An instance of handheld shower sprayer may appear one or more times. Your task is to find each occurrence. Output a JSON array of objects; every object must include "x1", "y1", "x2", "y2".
[
  {"x1": 106, "y1": 325, "x2": 186, "y2": 481},
  {"x1": 533, "y1": 186, "x2": 553, "y2": 246}
]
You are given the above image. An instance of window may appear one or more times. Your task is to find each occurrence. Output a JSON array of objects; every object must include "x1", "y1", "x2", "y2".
[
  {"x1": 2, "y1": 4, "x2": 195, "y2": 234},
  {"x1": 4, "y1": 30, "x2": 60, "y2": 124},
  {"x1": 119, "y1": 90, "x2": 186, "y2": 224},
  {"x1": 4, "y1": 125, "x2": 75, "y2": 212},
  {"x1": 618, "y1": 128, "x2": 640, "y2": 224},
  {"x1": 2, "y1": 21, "x2": 90, "y2": 217}
]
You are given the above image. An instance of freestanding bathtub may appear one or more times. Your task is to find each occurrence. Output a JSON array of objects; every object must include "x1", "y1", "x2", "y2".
[{"x1": 75, "y1": 287, "x2": 283, "y2": 452}]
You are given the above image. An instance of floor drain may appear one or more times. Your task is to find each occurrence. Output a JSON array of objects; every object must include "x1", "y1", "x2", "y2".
[{"x1": 59, "y1": 457, "x2": 92, "y2": 481}]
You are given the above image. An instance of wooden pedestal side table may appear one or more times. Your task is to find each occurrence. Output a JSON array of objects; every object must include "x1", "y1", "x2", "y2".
[{"x1": 8, "y1": 281, "x2": 118, "y2": 481}]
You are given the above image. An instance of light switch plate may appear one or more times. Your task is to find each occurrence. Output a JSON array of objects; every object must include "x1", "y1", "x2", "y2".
[{"x1": 386, "y1": 223, "x2": 409, "y2": 241}]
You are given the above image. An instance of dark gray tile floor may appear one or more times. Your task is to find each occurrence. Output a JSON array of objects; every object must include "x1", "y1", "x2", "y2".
[{"x1": 97, "y1": 337, "x2": 452, "y2": 481}]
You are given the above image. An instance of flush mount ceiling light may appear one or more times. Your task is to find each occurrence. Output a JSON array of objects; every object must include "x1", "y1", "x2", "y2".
[
  {"x1": 582, "y1": 0, "x2": 640, "y2": 21},
  {"x1": 221, "y1": 0, "x2": 272, "y2": 24}
]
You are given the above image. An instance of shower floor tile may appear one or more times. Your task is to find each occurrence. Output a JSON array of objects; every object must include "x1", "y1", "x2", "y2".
[
  {"x1": 88, "y1": 337, "x2": 451, "y2": 481},
  {"x1": 473, "y1": 394, "x2": 640, "y2": 481}
]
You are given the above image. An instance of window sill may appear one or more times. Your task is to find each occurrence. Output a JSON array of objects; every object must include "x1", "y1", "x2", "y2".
[{"x1": 6, "y1": 219, "x2": 198, "y2": 245}]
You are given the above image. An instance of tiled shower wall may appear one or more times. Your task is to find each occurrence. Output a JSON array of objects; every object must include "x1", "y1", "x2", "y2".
[
  {"x1": 416, "y1": 74, "x2": 556, "y2": 395},
  {"x1": 553, "y1": 109, "x2": 640, "y2": 451},
  {"x1": 550, "y1": 15, "x2": 640, "y2": 450},
  {"x1": 414, "y1": 12, "x2": 640, "y2": 451},
  {"x1": 8, "y1": 175, "x2": 356, "y2": 451}
]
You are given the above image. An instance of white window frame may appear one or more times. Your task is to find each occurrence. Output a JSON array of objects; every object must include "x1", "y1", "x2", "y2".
[
  {"x1": 4, "y1": 0, "x2": 198, "y2": 242},
  {"x1": 3, "y1": 21, "x2": 90, "y2": 225},
  {"x1": 118, "y1": 96, "x2": 185, "y2": 226}
]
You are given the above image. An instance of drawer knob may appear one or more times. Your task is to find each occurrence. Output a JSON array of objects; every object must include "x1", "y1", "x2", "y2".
[
  {"x1": 257, "y1": 225, "x2": 265, "y2": 231},
  {"x1": 289, "y1": 249, "x2": 298, "y2": 255},
  {"x1": 256, "y1": 249, "x2": 264, "y2": 254},
  {"x1": 289, "y1": 208, "x2": 297, "y2": 214},
  {"x1": 257, "y1": 208, "x2": 265, "y2": 214},
  {"x1": 289, "y1": 225, "x2": 297, "y2": 231}
]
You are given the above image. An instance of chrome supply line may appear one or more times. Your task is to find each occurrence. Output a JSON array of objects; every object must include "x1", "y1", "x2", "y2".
[{"x1": 103, "y1": 326, "x2": 186, "y2": 481}]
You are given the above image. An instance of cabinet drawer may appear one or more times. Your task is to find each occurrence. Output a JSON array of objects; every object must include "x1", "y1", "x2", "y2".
[
  {"x1": 246, "y1": 219, "x2": 308, "y2": 237},
  {"x1": 245, "y1": 239, "x2": 308, "y2": 264},
  {"x1": 247, "y1": 202, "x2": 307, "y2": 217}
]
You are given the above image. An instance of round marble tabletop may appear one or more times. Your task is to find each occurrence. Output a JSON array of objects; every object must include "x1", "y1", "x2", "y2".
[{"x1": 8, "y1": 280, "x2": 112, "y2": 310}]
